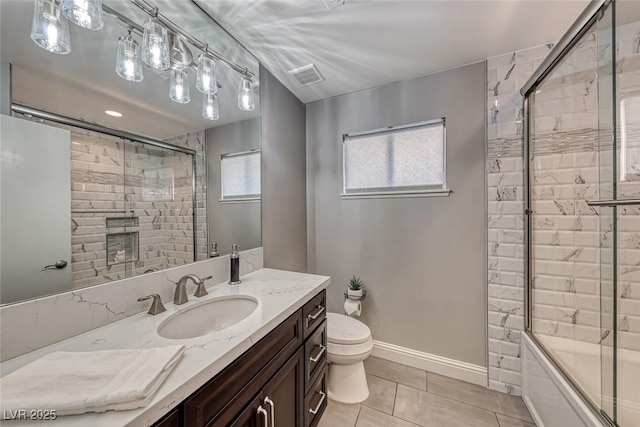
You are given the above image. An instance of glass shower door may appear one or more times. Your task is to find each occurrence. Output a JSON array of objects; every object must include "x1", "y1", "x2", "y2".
[
  {"x1": 595, "y1": 2, "x2": 615, "y2": 423},
  {"x1": 612, "y1": 1, "x2": 640, "y2": 425}
]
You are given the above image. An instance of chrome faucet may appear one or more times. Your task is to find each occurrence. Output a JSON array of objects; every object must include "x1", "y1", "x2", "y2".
[{"x1": 174, "y1": 274, "x2": 212, "y2": 304}]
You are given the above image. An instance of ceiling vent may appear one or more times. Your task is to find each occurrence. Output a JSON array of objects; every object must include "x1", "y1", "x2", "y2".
[
  {"x1": 323, "y1": 0, "x2": 346, "y2": 9},
  {"x1": 288, "y1": 64, "x2": 325, "y2": 86}
]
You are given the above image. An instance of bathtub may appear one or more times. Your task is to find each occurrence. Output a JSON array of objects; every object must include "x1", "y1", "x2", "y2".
[{"x1": 522, "y1": 333, "x2": 639, "y2": 427}]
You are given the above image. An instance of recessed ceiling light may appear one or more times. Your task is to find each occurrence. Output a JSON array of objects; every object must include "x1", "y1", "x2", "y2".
[{"x1": 105, "y1": 110, "x2": 123, "y2": 117}]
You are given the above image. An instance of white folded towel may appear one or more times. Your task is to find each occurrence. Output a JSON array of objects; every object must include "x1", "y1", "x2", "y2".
[{"x1": 0, "y1": 345, "x2": 185, "y2": 417}]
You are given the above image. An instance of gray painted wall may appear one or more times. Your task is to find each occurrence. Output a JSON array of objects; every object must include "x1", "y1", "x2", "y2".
[
  {"x1": 1, "y1": 61, "x2": 11, "y2": 115},
  {"x1": 260, "y1": 66, "x2": 308, "y2": 272},
  {"x1": 206, "y1": 118, "x2": 261, "y2": 255},
  {"x1": 306, "y1": 62, "x2": 487, "y2": 366}
]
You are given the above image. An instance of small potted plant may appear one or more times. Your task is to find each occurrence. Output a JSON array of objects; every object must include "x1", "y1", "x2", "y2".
[{"x1": 347, "y1": 275, "x2": 365, "y2": 299}]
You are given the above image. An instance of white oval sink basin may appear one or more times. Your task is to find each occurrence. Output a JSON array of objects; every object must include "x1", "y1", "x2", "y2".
[{"x1": 158, "y1": 295, "x2": 258, "y2": 340}]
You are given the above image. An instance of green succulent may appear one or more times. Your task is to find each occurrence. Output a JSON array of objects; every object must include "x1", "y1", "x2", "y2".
[{"x1": 349, "y1": 275, "x2": 364, "y2": 290}]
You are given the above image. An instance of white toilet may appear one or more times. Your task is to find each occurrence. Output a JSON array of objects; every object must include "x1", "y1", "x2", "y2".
[{"x1": 326, "y1": 312, "x2": 374, "y2": 404}]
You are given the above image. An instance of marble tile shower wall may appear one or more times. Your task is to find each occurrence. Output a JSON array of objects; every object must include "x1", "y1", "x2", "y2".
[
  {"x1": 487, "y1": 44, "x2": 555, "y2": 396},
  {"x1": 488, "y1": 22, "x2": 640, "y2": 396},
  {"x1": 70, "y1": 127, "x2": 207, "y2": 289}
]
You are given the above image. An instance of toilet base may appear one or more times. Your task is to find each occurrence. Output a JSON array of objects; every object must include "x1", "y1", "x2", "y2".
[{"x1": 327, "y1": 361, "x2": 369, "y2": 404}]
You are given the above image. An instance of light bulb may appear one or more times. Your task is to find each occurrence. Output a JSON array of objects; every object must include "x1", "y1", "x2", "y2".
[
  {"x1": 202, "y1": 93, "x2": 219, "y2": 120},
  {"x1": 196, "y1": 54, "x2": 217, "y2": 94},
  {"x1": 61, "y1": 0, "x2": 103, "y2": 31},
  {"x1": 116, "y1": 34, "x2": 143, "y2": 82},
  {"x1": 30, "y1": 0, "x2": 71, "y2": 54},
  {"x1": 237, "y1": 77, "x2": 255, "y2": 111},
  {"x1": 170, "y1": 68, "x2": 190, "y2": 104},
  {"x1": 141, "y1": 18, "x2": 170, "y2": 70}
]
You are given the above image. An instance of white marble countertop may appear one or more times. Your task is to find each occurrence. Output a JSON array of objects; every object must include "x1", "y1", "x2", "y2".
[{"x1": 0, "y1": 268, "x2": 330, "y2": 427}]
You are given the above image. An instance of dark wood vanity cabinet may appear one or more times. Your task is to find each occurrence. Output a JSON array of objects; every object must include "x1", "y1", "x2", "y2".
[{"x1": 153, "y1": 290, "x2": 327, "y2": 427}]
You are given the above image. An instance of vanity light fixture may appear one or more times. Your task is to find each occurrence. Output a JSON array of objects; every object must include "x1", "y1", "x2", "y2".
[
  {"x1": 105, "y1": 110, "x2": 123, "y2": 117},
  {"x1": 196, "y1": 54, "x2": 217, "y2": 95},
  {"x1": 61, "y1": 0, "x2": 104, "y2": 31},
  {"x1": 115, "y1": 31, "x2": 144, "y2": 82},
  {"x1": 202, "y1": 93, "x2": 219, "y2": 121},
  {"x1": 170, "y1": 68, "x2": 190, "y2": 104},
  {"x1": 237, "y1": 76, "x2": 255, "y2": 112},
  {"x1": 141, "y1": 16, "x2": 170, "y2": 70},
  {"x1": 30, "y1": 0, "x2": 257, "y2": 116},
  {"x1": 30, "y1": 0, "x2": 71, "y2": 54}
]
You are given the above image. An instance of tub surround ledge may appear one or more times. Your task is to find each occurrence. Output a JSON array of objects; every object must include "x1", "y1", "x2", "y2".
[{"x1": 0, "y1": 268, "x2": 331, "y2": 427}]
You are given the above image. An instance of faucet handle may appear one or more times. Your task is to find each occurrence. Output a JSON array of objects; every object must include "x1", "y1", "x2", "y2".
[
  {"x1": 138, "y1": 294, "x2": 166, "y2": 315},
  {"x1": 193, "y1": 276, "x2": 213, "y2": 298}
]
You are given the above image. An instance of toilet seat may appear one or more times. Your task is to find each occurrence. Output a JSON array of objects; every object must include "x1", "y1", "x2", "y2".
[{"x1": 327, "y1": 312, "x2": 371, "y2": 345}]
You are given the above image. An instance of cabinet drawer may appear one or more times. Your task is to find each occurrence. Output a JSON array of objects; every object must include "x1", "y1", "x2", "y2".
[
  {"x1": 304, "y1": 319, "x2": 327, "y2": 393},
  {"x1": 304, "y1": 366, "x2": 328, "y2": 427},
  {"x1": 303, "y1": 290, "x2": 326, "y2": 338},
  {"x1": 153, "y1": 408, "x2": 180, "y2": 427}
]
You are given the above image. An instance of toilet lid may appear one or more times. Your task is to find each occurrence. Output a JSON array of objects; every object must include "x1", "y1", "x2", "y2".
[{"x1": 326, "y1": 312, "x2": 371, "y2": 345}]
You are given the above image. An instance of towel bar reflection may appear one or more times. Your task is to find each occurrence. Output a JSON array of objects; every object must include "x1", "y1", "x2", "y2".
[{"x1": 71, "y1": 209, "x2": 135, "y2": 214}]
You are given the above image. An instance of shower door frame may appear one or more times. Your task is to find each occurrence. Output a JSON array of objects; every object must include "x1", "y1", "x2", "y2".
[
  {"x1": 522, "y1": 0, "x2": 617, "y2": 426},
  {"x1": 10, "y1": 103, "x2": 199, "y2": 264}
]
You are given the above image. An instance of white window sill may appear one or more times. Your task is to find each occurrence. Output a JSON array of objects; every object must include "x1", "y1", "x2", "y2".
[
  {"x1": 340, "y1": 189, "x2": 452, "y2": 200},
  {"x1": 219, "y1": 197, "x2": 261, "y2": 204}
]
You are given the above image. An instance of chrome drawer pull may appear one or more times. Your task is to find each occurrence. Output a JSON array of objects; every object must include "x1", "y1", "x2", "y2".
[
  {"x1": 309, "y1": 345, "x2": 326, "y2": 363},
  {"x1": 307, "y1": 305, "x2": 325, "y2": 324},
  {"x1": 257, "y1": 405, "x2": 269, "y2": 426},
  {"x1": 309, "y1": 391, "x2": 326, "y2": 415},
  {"x1": 264, "y1": 396, "x2": 275, "y2": 427}
]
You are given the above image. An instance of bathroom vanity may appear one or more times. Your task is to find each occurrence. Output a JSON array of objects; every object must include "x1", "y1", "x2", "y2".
[
  {"x1": 0, "y1": 268, "x2": 330, "y2": 427},
  {"x1": 153, "y1": 289, "x2": 328, "y2": 427}
]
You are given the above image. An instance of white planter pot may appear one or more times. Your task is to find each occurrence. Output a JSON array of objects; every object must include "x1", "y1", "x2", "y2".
[{"x1": 347, "y1": 288, "x2": 363, "y2": 298}]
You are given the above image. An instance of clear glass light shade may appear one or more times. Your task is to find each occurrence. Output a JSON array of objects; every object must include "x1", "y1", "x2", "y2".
[
  {"x1": 30, "y1": 0, "x2": 71, "y2": 54},
  {"x1": 202, "y1": 93, "x2": 219, "y2": 120},
  {"x1": 141, "y1": 18, "x2": 170, "y2": 70},
  {"x1": 61, "y1": 0, "x2": 103, "y2": 31},
  {"x1": 170, "y1": 68, "x2": 190, "y2": 104},
  {"x1": 238, "y1": 77, "x2": 255, "y2": 112},
  {"x1": 115, "y1": 35, "x2": 143, "y2": 82},
  {"x1": 196, "y1": 55, "x2": 217, "y2": 94}
]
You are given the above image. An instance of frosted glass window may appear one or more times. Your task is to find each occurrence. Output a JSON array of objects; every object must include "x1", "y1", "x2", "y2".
[
  {"x1": 221, "y1": 151, "x2": 261, "y2": 199},
  {"x1": 343, "y1": 119, "x2": 445, "y2": 193}
]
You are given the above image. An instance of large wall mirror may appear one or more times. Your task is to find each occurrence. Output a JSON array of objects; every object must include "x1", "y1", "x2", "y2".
[{"x1": 0, "y1": 0, "x2": 261, "y2": 305}]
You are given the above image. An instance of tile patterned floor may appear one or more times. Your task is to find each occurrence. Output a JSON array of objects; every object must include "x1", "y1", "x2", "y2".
[{"x1": 318, "y1": 357, "x2": 535, "y2": 427}]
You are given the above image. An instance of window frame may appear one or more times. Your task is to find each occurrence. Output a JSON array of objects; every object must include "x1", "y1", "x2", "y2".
[
  {"x1": 219, "y1": 148, "x2": 261, "y2": 204},
  {"x1": 341, "y1": 118, "x2": 451, "y2": 199}
]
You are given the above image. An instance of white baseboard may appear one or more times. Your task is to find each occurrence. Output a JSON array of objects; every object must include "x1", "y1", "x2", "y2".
[{"x1": 371, "y1": 340, "x2": 488, "y2": 387}]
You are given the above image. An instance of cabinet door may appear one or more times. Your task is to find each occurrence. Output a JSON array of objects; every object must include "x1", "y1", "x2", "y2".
[
  {"x1": 262, "y1": 348, "x2": 304, "y2": 427},
  {"x1": 230, "y1": 393, "x2": 265, "y2": 427}
]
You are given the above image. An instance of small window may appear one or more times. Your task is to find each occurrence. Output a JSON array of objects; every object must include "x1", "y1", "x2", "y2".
[
  {"x1": 342, "y1": 119, "x2": 449, "y2": 198},
  {"x1": 220, "y1": 150, "x2": 261, "y2": 202}
]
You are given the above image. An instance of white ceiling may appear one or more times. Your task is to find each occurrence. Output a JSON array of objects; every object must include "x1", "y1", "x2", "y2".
[
  {"x1": 0, "y1": 0, "x2": 260, "y2": 140},
  {"x1": 195, "y1": 0, "x2": 590, "y2": 104}
]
